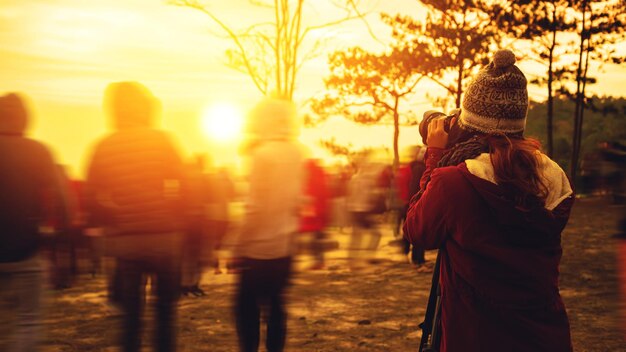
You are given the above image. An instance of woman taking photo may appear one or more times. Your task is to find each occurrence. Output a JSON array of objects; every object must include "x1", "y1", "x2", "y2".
[{"x1": 404, "y1": 49, "x2": 574, "y2": 351}]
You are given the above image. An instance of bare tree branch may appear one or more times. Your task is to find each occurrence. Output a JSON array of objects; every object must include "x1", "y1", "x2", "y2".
[
  {"x1": 344, "y1": 0, "x2": 385, "y2": 46},
  {"x1": 170, "y1": 0, "x2": 268, "y2": 94}
]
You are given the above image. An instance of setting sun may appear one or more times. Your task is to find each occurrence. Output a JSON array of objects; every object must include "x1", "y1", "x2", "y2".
[{"x1": 201, "y1": 103, "x2": 244, "y2": 142}]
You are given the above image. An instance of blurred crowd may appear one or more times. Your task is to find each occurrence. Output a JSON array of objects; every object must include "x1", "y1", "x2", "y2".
[
  {"x1": 580, "y1": 141, "x2": 626, "y2": 203},
  {"x1": 0, "y1": 83, "x2": 430, "y2": 352}
]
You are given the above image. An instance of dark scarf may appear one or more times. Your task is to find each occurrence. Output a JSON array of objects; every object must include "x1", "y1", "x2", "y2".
[
  {"x1": 412, "y1": 136, "x2": 489, "y2": 204},
  {"x1": 437, "y1": 136, "x2": 489, "y2": 168}
]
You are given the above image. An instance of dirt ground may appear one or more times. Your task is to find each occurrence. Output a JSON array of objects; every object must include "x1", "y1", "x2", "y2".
[{"x1": 25, "y1": 197, "x2": 626, "y2": 351}]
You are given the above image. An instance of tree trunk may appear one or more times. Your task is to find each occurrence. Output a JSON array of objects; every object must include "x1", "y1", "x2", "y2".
[
  {"x1": 575, "y1": 29, "x2": 592, "y2": 178},
  {"x1": 570, "y1": 0, "x2": 588, "y2": 180},
  {"x1": 455, "y1": 57, "x2": 464, "y2": 109},
  {"x1": 393, "y1": 96, "x2": 400, "y2": 171},
  {"x1": 455, "y1": 7, "x2": 468, "y2": 109},
  {"x1": 275, "y1": 0, "x2": 283, "y2": 98},
  {"x1": 287, "y1": 0, "x2": 304, "y2": 101},
  {"x1": 546, "y1": 6, "x2": 557, "y2": 158}
]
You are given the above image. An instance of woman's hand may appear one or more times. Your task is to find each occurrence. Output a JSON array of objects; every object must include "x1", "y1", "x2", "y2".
[{"x1": 426, "y1": 117, "x2": 450, "y2": 149}]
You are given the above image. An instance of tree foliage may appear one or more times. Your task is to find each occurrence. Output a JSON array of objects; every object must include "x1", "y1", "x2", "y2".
[
  {"x1": 318, "y1": 138, "x2": 373, "y2": 166},
  {"x1": 526, "y1": 96, "x2": 626, "y2": 172},
  {"x1": 569, "y1": 0, "x2": 626, "y2": 180},
  {"x1": 387, "y1": 0, "x2": 511, "y2": 108},
  {"x1": 507, "y1": 0, "x2": 577, "y2": 157},
  {"x1": 314, "y1": 46, "x2": 431, "y2": 124},
  {"x1": 312, "y1": 33, "x2": 438, "y2": 168}
]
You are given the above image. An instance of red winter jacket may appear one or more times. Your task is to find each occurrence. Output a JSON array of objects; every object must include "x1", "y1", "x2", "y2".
[
  {"x1": 300, "y1": 159, "x2": 329, "y2": 232},
  {"x1": 395, "y1": 164, "x2": 412, "y2": 205},
  {"x1": 404, "y1": 148, "x2": 574, "y2": 352}
]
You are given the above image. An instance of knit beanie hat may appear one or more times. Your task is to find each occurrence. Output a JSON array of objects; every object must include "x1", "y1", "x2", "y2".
[{"x1": 458, "y1": 49, "x2": 528, "y2": 135}]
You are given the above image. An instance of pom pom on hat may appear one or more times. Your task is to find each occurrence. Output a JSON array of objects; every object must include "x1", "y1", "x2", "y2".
[{"x1": 493, "y1": 49, "x2": 516, "y2": 69}]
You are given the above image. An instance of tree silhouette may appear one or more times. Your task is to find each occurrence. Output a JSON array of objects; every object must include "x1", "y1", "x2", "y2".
[
  {"x1": 318, "y1": 137, "x2": 372, "y2": 166},
  {"x1": 507, "y1": 0, "x2": 577, "y2": 158},
  {"x1": 387, "y1": 0, "x2": 510, "y2": 109},
  {"x1": 313, "y1": 40, "x2": 438, "y2": 169},
  {"x1": 570, "y1": 0, "x2": 626, "y2": 180},
  {"x1": 526, "y1": 95, "x2": 626, "y2": 173},
  {"x1": 171, "y1": 0, "x2": 372, "y2": 101}
]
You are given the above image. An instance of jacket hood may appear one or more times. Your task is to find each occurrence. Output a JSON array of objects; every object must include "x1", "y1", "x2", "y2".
[
  {"x1": 460, "y1": 153, "x2": 573, "y2": 247},
  {"x1": 104, "y1": 81, "x2": 159, "y2": 130},
  {"x1": 0, "y1": 93, "x2": 28, "y2": 135},
  {"x1": 465, "y1": 153, "x2": 572, "y2": 210}
]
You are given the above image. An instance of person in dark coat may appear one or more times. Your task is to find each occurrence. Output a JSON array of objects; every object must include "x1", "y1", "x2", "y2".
[
  {"x1": 404, "y1": 50, "x2": 574, "y2": 352},
  {"x1": 395, "y1": 160, "x2": 412, "y2": 236},
  {"x1": 85, "y1": 82, "x2": 186, "y2": 352},
  {"x1": 0, "y1": 93, "x2": 66, "y2": 351}
]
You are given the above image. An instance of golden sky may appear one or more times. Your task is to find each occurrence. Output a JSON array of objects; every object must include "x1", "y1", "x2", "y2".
[{"x1": 1, "y1": 0, "x2": 624, "y2": 178}]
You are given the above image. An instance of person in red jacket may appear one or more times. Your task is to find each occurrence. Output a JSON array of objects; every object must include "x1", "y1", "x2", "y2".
[
  {"x1": 404, "y1": 50, "x2": 574, "y2": 351},
  {"x1": 299, "y1": 159, "x2": 330, "y2": 270}
]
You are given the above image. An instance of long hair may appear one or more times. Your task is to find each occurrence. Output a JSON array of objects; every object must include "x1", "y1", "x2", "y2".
[
  {"x1": 415, "y1": 126, "x2": 548, "y2": 210},
  {"x1": 486, "y1": 134, "x2": 548, "y2": 208}
]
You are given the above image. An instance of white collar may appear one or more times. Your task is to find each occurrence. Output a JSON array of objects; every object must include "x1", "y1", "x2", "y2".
[{"x1": 465, "y1": 153, "x2": 573, "y2": 210}]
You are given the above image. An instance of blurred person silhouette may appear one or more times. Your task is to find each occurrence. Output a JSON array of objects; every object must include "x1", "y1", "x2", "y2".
[
  {"x1": 579, "y1": 146, "x2": 602, "y2": 196},
  {"x1": 0, "y1": 93, "x2": 67, "y2": 351},
  {"x1": 181, "y1": 156, "x2": 210, "y2": 297},
  {"x1": 329, "y1": 165, "x2": 351, "y2": 233},
  {"x1": 598, "y1": 141, "x2": 626, "y2": 204},
  {"x1": 616, "y1": 217, "x2": 626, "y2": 340},
  {"x1": 400, "y1": 146, "x2": 428, "y2": 270},
  {"x1": 601, "y1": 143, "x2": 626, "y2": 338},
  {"x1": 209, "y1": 167, "x2": 238, "y2": 274},
  {"x1": 299, "y1": 158, "x2": 330, "y2": 270},
  {"x1": 47, "y1": 164, "x2": 78, "y2": 289},
  {"x1": 63, "y1": 178, "x2": 99, "y2": 277},
  {"x1": 64, "y1": 174, "x2": 88, "y2": 278},
  {"x1": 234, "y1": 98, "x2": 305, "y2": 352},
  {"x1": 85, "y1": 82, "x2": 186, "y2": 352},
  {"x1": 394, "y1": 156, "x2": 413, "y2": 237},
  {"x1": 404, "y1": 50, "x2": 574, "y2": 351},
  {"x1": 206, "y1": 165, "x2": 236, "y2": 275},
  {"x1": 346, "y1": 153, "x2": 385, "y2": 266},
  {"x1": 377, "y1": 163, "x2": 394, "y2": 208}
]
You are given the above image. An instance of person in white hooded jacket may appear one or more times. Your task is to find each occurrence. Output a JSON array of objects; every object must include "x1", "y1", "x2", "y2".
[{"x1": 234, "y1": 98, "x2": 305, "y2": 352}]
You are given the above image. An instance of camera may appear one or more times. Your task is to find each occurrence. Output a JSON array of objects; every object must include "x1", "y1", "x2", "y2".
[{"x1": 419, "y1": 109, "x2": 460, "y2": 145}]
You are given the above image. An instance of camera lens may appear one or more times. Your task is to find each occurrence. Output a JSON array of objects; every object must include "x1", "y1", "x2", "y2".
[{"x1": 443, "y1": 115, "x2": 452, "y2": 133}]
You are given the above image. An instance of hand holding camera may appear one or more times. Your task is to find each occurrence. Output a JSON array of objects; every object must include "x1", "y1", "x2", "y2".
[
  {"x1": 427, "y1": 117, "x2": 453, "y2": 149},
  {"x1": 419, "y1": 109, "x2": 460, "y2": 148}
]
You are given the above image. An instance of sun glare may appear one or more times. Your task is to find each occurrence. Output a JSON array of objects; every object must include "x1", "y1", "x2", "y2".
[{"x1": 201, "y1": 103, "x2": 244, "y2": 142}]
